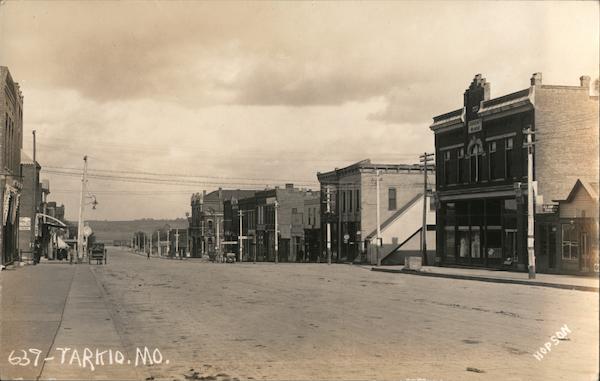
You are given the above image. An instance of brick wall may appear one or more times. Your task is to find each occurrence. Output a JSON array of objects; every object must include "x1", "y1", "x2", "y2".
[
  {"x1": 18, "y1": 163, "x2": 40, "y2": 254},
  {"x1": 534, "y1": 83, "x2": 599, "y2": 204}
]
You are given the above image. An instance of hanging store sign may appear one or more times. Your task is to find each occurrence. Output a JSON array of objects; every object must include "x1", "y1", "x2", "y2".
[{"x1": 468, "y1": 119, "x2": 482, "y2": 134}]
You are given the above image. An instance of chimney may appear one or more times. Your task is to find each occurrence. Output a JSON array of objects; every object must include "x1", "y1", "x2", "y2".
[
  {"x1": 285, "y1": 183, "x2": 294, "y2": 190},
  {"x1": 580, "y1": 75, "x2": 591, "y2": 89},
  {"x1": 530, "y1": 72, "x2": 542, "y2": 86},
  {"x1": 218, "y1": 187, "x2": 223, "y2": 200}
]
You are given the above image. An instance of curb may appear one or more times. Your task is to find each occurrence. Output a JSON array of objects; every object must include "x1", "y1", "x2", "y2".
[{"x1": 371, "y1": 267, "x2": 599, "y2": 293}]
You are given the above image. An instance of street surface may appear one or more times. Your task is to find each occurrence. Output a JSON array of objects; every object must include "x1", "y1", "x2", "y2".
[{"x1": 1, "y1": 247, "x2": 598, "y2": 381}]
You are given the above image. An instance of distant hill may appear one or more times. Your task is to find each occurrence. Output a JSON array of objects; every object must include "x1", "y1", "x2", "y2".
[{"x1": 78, "y1": 219, "x2": 189, "y2": 242}]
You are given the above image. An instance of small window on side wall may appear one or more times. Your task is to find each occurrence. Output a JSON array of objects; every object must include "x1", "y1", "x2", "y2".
[{"x1": 388, "y1": 188, "x2": 397, "y2": 210}]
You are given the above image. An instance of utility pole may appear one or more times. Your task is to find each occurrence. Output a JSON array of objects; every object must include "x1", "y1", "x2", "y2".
[
  {"x1": 338, "y1": 188, "x2": 342, "y2": 263},
  {"x1": 524, "y1": 127, "x2": 536, "y2": 279},
  {"x1": 216, "y1": 219, "x2": 220, "y2": 260},
  {"x1": 157, "y1": 230, "x2": 161, "y2": 256},
  {"x1": 375, "y1": 169, "x2": 381, "y2": 266},
  {"x1": 326, "y1": 185, "x2": 331, "y2": 265},
  {"x1": 239, "y1": 210, "x2": 243, "y2": 263},
  {"x1": 175, "y1": 229, "x2": 180, "y2": 258},
  {"x1": 419, "y1": 152, "x2": 434, "y2": 266},
  {"x1": 76, "y1": 156, "x2": 88, "y2": 262},
  {"x1": 274, "y1": 200, "x2": 279, "y2": 264},
  {"x1": 31, "y1": 130, "x2": 37, "y2": 262}
]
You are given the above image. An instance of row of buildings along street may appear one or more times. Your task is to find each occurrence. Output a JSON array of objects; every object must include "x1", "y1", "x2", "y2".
[
  {"x1": 1, "y1": 66, "x2": 72, "y2": 270},
  {"x1": 130, "y1": 73, "x2": 599, "y2": 276},
  {"x1": 1, "y1": 64, "x2": 598, "y2": 277}
]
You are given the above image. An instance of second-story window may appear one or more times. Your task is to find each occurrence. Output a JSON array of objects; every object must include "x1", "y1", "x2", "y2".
[
  {"x1": 388, "y1": 187, "x2": 397, "y2": 210},
  {"x1": 342, "y1": 191, "x2": 346, "y2": 213},
  {"x1": 457, "y1": 148, "x2": 465, "y2": 183},
  {"x1": 348, "y1": 190, "x2": 353, "y2": 212},
  {"x1": 443, "y1": 151, "x2": 451, "y2": 185},
  {"x1": 469, "y1": 143, "x2": 483, "y2": 183},
  {"x1": 505, "y1": 137, "x2": 514, "y2": 179},
  {"x1": 489, "y1": 141, "x2": 497, "y2": 179},
  {"x1": 208, "y1": 220, "x2": 213, "y2": 231}
]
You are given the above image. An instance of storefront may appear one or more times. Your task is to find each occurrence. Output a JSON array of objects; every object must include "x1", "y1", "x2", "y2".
[
  {"x1": 439, "y1": 195, "x2": 527, "y2": 269},
  {"x1": 536, "y1": 180, "x2": 599, "y2": 275}
]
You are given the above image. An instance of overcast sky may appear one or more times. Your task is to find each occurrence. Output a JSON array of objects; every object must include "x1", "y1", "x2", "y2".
[{"x1": 0, "y1": 1, "x2": 598, "y2": 220}]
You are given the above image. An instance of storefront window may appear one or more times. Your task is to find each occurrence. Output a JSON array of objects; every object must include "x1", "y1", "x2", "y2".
[
  {"x1": 486, "y1": 229, "x2": 502, "y2": 258},
  {"x1": 456, "y1": 201, "x2": 469, "y2": 227},
  {"x1": 458, "y1": 229, "x2": 469, "y2": 258},
  {"x1": 445, "y1": 226, "x2": 455, "y2": 258},
  {"x1": 445, "y1": 202, "x2": 456, "y2": 224},
  {"x1": 471, "y1": 228, "x2": 481, "y2": 258},
  {"x1": 486, "y1": 199, "x2": 502, "y2": 227},
  {"x1": 562, "y1": 224, "x2": 579, "y2": 260},
  {"x1": 504, "y1": 230, "x2": 518, "y2": 262}
]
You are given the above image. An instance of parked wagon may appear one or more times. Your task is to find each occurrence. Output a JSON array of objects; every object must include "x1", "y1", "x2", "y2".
[{"x1": 89, "y1": 243, "x2": 107, "y2": 264}]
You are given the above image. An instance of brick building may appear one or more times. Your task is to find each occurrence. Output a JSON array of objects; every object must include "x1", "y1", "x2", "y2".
[
  {"x1": 168, "y1": 228, "x2": 188, "y2": 258},
  {"x1": 18, "y1": 152, "x2": 41, "y2": 262},
  {"x1": 1, "y1": 66, "x2": 24, "y2": 267},
  {"x1": 223, "y1": 185, "x2": 318, "y2": 262},
  {"x1": 317, "y1": 159, "x2": 435, "y2": 265},
  {"x1": 189, "y1": 189, "x2": 257, "y2": 258},
  {"x1": 303, "y1": 191, "x2": 321, "y2": 262},
  {"x1": 431, "y1": 73, "x2": 598, "y2": 274}
]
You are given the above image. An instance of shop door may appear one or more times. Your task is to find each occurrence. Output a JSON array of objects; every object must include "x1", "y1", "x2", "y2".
[
  {"x1": 504, "y1": 230, "x2": 518, "y2": 265},
  {"x1": 548, "y1": 227, "x2": 556, "y2": 269},
  {"x1": 581, "y1": 232, "x2": 589, "y2": 272}
]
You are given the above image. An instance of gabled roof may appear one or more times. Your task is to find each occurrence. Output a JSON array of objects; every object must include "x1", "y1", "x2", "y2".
[{"x1": 554, "y1": 179, "x2": 599, "y2": 203}]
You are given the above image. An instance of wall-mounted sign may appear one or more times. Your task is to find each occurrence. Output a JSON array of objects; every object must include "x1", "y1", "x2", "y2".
[
  {"x1": 468, "y1": 119, "x2": 482, "y2": 134},
  {"x1": 541, "y1": 204, "x2": 558, "y2": 214},
  {"x1": 19, "y1": 217, "x2": 31, "y2": 231}
]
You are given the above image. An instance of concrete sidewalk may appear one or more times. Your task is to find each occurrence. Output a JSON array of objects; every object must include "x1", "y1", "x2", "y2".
[
  {"x1": 372, "y1": 265, "x2": 599, "y2": 292},
  {"x1": 1, "y1": 263, "x2": 140, "y2": 380}
]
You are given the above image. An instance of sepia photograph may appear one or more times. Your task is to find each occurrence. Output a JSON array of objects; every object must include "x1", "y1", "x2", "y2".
[{"x1": 0, "y1": 1, "x2": 598, "y2": 380}]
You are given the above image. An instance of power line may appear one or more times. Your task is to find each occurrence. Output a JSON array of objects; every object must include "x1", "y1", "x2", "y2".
[
  {"x1": 44, "y1": 165, "x2": 319, "y2": 184},
  {"x1": 43, "y1": 170, "x2": 320, "y2": 188}
]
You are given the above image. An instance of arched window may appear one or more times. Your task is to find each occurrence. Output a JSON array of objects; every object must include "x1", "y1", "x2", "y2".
[
  {"x1": 469, "y1": 142, "x2": 484, "y2": 183},
  {"x1": 208, "y1": 220, "x2": 213, "y2": 231}
]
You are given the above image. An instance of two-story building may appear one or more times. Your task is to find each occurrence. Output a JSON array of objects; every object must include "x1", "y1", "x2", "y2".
[
  {"x1": 1, "y1": 66, "x2": 24, "y2": 268},
  {"x1": 317, "y1": 159, "x2": 435, "y2": 265},
  {"x1": 189, "y1": 188, "x2": 257, "y2": 258},
  {"x1": 430, "y1": 73, "x2": 598, "y2": 274},
  {"x1": 223, "y1": 185, "x2": 319, "y2": 262},
  {"x1": 303, "y1": 191, "x2": 321, "y2": 262}
]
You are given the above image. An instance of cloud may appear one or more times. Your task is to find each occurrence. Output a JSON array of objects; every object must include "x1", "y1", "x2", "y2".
[
  {"x1": 4, "y1": 1, "x2": 596, "y2": 113},
  {"x1": 2, "y1": 1, "x2": 598, "y2": 220}
]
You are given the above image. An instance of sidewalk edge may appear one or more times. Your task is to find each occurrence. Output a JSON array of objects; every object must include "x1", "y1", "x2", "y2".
[{"x1": 371, "y1": 267, "x2": 600, "y2": 293}]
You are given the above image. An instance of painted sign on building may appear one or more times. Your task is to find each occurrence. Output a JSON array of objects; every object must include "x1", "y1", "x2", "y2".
[
  {"x1": 19, "y1": 217, "x2": 31, "y2": 231},
  {"x1": 468, "y1": 118, "x2": 482, "y2": 134}
]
